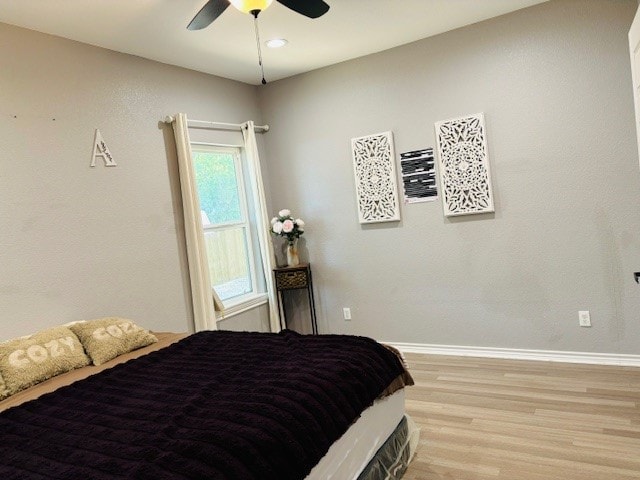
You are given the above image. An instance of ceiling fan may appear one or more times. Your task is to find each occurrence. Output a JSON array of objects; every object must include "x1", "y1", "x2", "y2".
[
  {"x1": 188, "y1": 0, "x2": 330, "y2": 30},
  {"x1": 187, "y1": 0, "x2": 330, "y2": 84}
]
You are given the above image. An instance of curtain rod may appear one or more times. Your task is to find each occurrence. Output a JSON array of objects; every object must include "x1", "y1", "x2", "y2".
[{"x1": 163, "y1": 116, "x2": 269, "y2": 133}]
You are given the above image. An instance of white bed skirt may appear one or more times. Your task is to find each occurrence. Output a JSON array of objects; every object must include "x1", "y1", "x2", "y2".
[{"x1": 306, "y1": 389, "x2": 407, "y2": 479}]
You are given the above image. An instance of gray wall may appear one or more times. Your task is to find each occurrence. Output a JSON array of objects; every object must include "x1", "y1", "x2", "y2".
[
  {"x1": 259, "y1": 0, "x2": 640, "y2": 354},
  {"x1": 0, "y1": 23, "x2": 268, "y2": 339},
  {"x1": 217, "y1": 303, "x2": 270, "y2": 332},
  {"x1": 2, "y1": 1, "x2": 640, "y2": 354}
]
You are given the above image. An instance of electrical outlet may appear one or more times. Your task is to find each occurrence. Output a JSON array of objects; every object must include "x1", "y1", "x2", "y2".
[
  {"x1": 578, "y1": 310, "x2": 591, "y2": 327},
  {"x1": 343, "y1": 308, "x2": 352, "y2": 320}
]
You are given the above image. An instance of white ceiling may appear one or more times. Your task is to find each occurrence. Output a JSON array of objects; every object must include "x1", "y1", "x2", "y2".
[{"x1": 0, "y1": 0, "x2": 548, "y2": 85}]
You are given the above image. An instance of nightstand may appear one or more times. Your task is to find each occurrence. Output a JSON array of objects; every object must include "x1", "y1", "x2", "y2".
[{"x1": 273, "y1": 263, "x2": 318, "y2": 334}]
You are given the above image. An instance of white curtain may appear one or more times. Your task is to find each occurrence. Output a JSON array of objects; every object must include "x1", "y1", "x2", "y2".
[
  {"x1": 170, "y1": 113, "x2": 216, "y2": 332},
  {"x1": 241, "y1": 121, "x2": 281, "y2": 332}
]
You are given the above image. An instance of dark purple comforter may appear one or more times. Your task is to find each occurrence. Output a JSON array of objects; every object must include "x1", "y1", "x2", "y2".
[{"x1": 0, "y1": 330, "x2": 409, "y2": 479}]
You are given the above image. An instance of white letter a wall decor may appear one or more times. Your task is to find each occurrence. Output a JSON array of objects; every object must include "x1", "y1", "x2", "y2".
[{"x1": 91, "y1": 129, "x2": 116, "y2": 167}]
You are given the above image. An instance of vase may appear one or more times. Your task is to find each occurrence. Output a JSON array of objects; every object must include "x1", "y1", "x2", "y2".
[{"x1": 286, "y1": 240, "x2": 300, "y2": 267}]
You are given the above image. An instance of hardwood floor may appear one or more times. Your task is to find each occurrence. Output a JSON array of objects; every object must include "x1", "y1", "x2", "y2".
[{"x1": 401, "y1": 353, "x2": 640, "y2": 479}]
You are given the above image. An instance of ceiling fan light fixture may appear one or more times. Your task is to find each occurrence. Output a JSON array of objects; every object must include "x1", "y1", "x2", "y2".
[
  {"x1": 229, "y1": 0, "x2": 273, "y2": 15},
  {"x1": 266, "y1": 38, "x2": 288, "y2": 48}
]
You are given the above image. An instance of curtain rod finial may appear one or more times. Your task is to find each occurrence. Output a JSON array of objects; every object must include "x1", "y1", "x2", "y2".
[{"x1": 164, "y1": 115, "x2": 175, "y2": 124}]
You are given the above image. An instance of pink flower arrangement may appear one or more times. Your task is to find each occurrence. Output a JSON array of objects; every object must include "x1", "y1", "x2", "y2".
[{"x1": 271, "y1": 209, "x2": 305, "y2": 245}]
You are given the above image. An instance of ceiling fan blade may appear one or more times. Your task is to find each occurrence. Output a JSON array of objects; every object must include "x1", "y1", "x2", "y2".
[
  {"x1": 187, "y1": 0, "x2": 230, "y2": 30},
  {"x1": 276, "y1": 0, "x2": 330, "y2": 19}
]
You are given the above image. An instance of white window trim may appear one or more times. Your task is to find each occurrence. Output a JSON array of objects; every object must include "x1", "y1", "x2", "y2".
[
  {"x1": 168, "y1": 114, "x2": 279, "y2": 333},
  {"x1": 191, "y1": 143, "x2": 264, "y2": 315},
  {"x1": 217, "y1": 292, "x2": 269, "y2": 320}
]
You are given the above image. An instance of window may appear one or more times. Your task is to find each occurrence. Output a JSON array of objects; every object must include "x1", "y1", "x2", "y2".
[{"x1": 191, "y1": 145, "x2": 265, "y2": 310}]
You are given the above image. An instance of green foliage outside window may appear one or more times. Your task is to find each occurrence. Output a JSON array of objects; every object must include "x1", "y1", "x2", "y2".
[
  {"x1": 192, "y1": 148, "x2": 253, "y2": 301},
  {"x1": 193, "y1": 152, "x2": 242, "y2": 225}
]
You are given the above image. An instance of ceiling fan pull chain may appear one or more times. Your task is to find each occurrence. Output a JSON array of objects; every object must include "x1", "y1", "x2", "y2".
[{"x1": 252, "y1": 12, "x2": 267, "y2": 85}]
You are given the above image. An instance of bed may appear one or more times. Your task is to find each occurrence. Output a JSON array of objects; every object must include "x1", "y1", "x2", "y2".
[{"x1": 0, "y1": 325, "x2": 416, "y2": 479}]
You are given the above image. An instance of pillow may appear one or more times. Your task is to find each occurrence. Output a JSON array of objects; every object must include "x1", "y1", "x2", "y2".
[
  {"x1": 0, "y1": 372, "x2": 9, "y2": 400},
  {"x1": 0, "y1": 326, "x2": 90, "y2": 396},
  {"x1": 70, "y1": 318, "x2": 158, "y2": 366}
]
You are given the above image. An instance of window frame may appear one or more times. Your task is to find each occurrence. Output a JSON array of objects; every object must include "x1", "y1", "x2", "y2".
[{"x1": 190, "y1": 143, "x2": 267, "y2": 315}]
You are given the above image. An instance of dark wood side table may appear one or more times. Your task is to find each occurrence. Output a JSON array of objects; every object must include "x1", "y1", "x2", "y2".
[{"x1": 273, "y1": 263, "x2": 318, "y2": 334}]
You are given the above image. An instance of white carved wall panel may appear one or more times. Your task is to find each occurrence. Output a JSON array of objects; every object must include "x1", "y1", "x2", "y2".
[
  {"x1": 351, "y1": 131, "x2": 401, "y2": 223},
  {"x1": 435, "y1": 113, "x2": 495, "y2": 217}
]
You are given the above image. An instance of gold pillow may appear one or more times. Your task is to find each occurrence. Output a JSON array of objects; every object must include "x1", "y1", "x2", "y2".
[
  {"x1": 0, "y1": 326, "x2": 90, "y2": 396},
  {"x1": 0, "y1": 372, "x2": 9, "y2": 400},
  {"x1": 70, "y1": 318, "x2": 158, "y2": 366}
]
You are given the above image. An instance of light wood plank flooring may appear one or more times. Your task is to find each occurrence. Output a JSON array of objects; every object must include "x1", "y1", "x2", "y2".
[{"x1": 401, "y1": 353, "x2": 640, "y2": 480}]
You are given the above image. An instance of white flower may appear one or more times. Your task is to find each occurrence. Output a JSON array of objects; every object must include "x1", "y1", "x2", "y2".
[
  {"x1": 282, "y1": 219, "x2": 294, "y2": 233},
  {"x1": 270, "y1": 210, "x2": 306, "y2": 240}
]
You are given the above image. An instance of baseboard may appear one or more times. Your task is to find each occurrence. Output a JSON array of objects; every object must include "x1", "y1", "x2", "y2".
[{"x1": 385, "y1": 341, "x2": 640, "y2": 367}]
